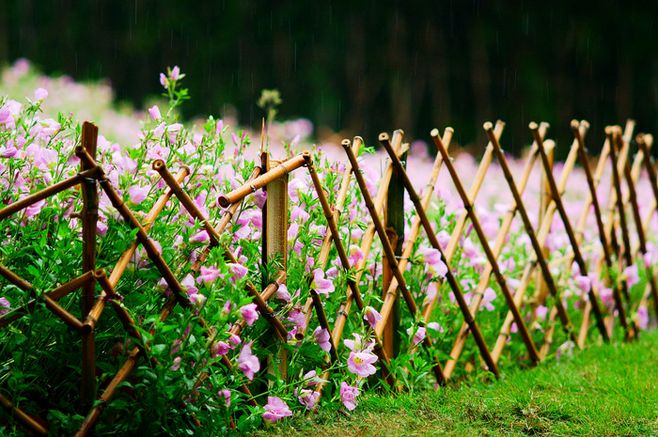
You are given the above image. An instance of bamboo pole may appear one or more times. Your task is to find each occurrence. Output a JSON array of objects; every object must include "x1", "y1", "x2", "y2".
[
  {"x1": 382, "y1": 130, "x2": 406, "y2": 359},
  {"x1": 577, "y1": 121, "x2": 637, "y2": 345},
  {"x1": 571, "y1": 121, "x2": 633, "y2": 339},
  {"x1": 261, "y1": 153, "x2": 290, "y2": 379},
  {"x1": 485, "y1": 122, "x2": 577, "y2": 343},
  {"x1": 636, "y1": 134, "x2": 658, "y2": 318},
  {"x1": 299, "y1": 138, "x2": 362, "y2": 335},
  {"x1": 217, "y1": 154, "x2": 307, "y2": 208},
  {"x1": 620, "y1": 132, "x2": 658, "y2": 326},
  {"x1": 109, "y1": 167, "x2": 189, "y2": 286},
  {"x1": 75, "y1": 347, "x2": 141, "y2": 436},
  {"x1": 76, "y1": 146, "x2": 192, "y2": 309},
  {"x1": 496, "y1": 136, "x2": 580, "y2": 362},
  {"x1": 0, "y1": 264, "x2": 32, "y2": 291},
  {"x1": 447, "y1": 136, "x2": 548, "y2": 376},
  {"x1": 433, "y1": 128, "x2": 541, "y2": 364},
  {"x1": 0, "y1": 169, "x2": 101, "y2": 220},
  {"x1": 330, "y1": 138, "x2": 409, "y2": 349},
  {"x1": 80, "y1": 122, "x2": 99, "y2": 408},
  {"x1": 0, "y1": 393, "x2": 47, "y2": 435},
  {"x1": 151, "y1": 159, "x2": 289, "y2": 339},
  {"x1": 379, "y1": 132, "x2": 498, "y2": 378},
  {"x1": 421, "y1": 121, "x2": 505, "y2": 346},
  {"x1": 530, "y1": 122, "x2": 609, "y2": 342},
  {"x1": 0, "y1": 271, "x2": 95, "y2": 328},
  {"x1": 304, "y1": 155, "x2": 390, "y2": 365},
  {"x1": 534, "y1": 132, "x2": 554, "y2": 307},
  {"x1": 606, "y1": 127, "x2": 637, "y2": 336},
  {"x1": 340, "y1": 139, "x2": 447, "y2": 382},
  {"x1": 609, "y1": 128, "x2": 634, "y2": 269}
]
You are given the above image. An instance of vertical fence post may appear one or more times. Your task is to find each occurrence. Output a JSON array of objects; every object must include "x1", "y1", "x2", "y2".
[
  {"x1": 261, "y1": 153, "x2": 289, "y2": 381},
  {"x1": 534, "y1": 142, "x2": 554, "y2": 308},
  {"x1": 382, "y1": 130, "x2": 405, "y2": 359},
  {"x1": 80, "y1": 121, "x2": 98, "y2": 408}
]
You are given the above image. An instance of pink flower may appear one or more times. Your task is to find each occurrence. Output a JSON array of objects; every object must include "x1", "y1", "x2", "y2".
[
  {"x1": 240, "y1": 303, "x2": 259, "y2": 326},
  {"x1": 34, "y1": 87, "x2": 48, "y2": 101},
  {"x1": 344, "y1": 333, "x2": 374, "y2": 353},
  {"x1": 437, "y1": 230, "x2": 451, "y2": 250},
  {"x1": 347, "y1": 351, "x2": 378, "y2": 377},
  {"x1": 575, "y1": 275, "x2": 591, "y2": 294},
  {"x1": 229, "y1": 263, "x2": 248, "y2": 281},
  {"x1": 238, "y1": 341, "x2": 260, "y2": 381},
  {"x1": 167, "y1": 123, "x2": 183, "y2": 143},
  {"x1": 623, "y1": 265, "x2": 639, "y2": 287},
  {"x1": 288, "y1": 222, "x2": 300, "y2": 240},
  {"x1": 159, "y1": 73, "x2": 168, "y2": 88},
  {"x1": 535, "y1": 305, "x2": 548, "y2": 321},
  {"x1": 181, "y1": 273, "x2": 199, "y2": 297},
  {"x1": 363, "y1": 306, "x2": 382, "y2": 330},
  {"x1": 275, "y1": 284, "x2": 291, "y2": 302},
  {"x1": 349, "y1": 246, "x2": 364, "y2": 266},
  {"x1": 169, "y1": 65, "x2": 181, "y2": 81},
  {"x1": 253, "y1": 190, "x2": 267, "y2": 209},
  {"x1": 190, "y1": 293, "x2": 207, "y2": 307},
  {"x1": 427, "y1": 322, "x2": 444, "y2": 333},
  {"x1": 25, "y1": 199, "x2": 46, "y2": 218},
  {"x1": 197, "y1": 266, "x2": 220, "y2": 285},
  {"x1": 313, "y1": 326, "x2": 332, "y2": 352},
  {"x1": 170, "y1": 356, "x2": 182, "y2": 371},
  {"x1": 262, "y1": 396, "x2": 292, "y2": 423},
  {"x1": 0, "y1": 107, "x2": 11, "y2": 125},
  {"x1": 481, "y1": 287, "x2": 497, "y2": 311},
  {"x1": 212, "y1": 341, "x2": 230, "y2": 357},
  {"x1": 418, "y1": 247, "x2": 448, "y2": 278},
  {"x1": 599, "y1": 287, "x2": 615, "y2": 310},
  {"x1": 637, "y1": 305, "x2": 649, "y2": 330},
  {"x1": 287, "y1": 307, "x2": 307, "y2": 331},
  {"x1": 229, "y1": 334, "x2": 242, "y2": 348},
  {"x1": 190, "y1": 230, "x2": 210, "y2": 243},
  {"x1": 128, "y1": 185, "x2": 149, "y2": 204},
  {"x1": 407, "y1": 326, "x2": 426, "y2": 345},
  {"x1": 148, "y1": 105, "x2": 162, "y2": 120},
  {"x1": 291, "y1": 206, "x2": 310, "y2": 222},
  {"x1": 312, "y1": 268, "x2": 334, "y2": 295},
  {"x1": 219, "y1": 389, "x2": 231, "y2": 407},
  {"x1": 0, "y1": 297, "x2": 10, "y2": 316},
  {"x1": 296, "y1": 388, "x2": 320, "y2": 410},
  {"x1": 425, "y1": 282, "x2": 438, "y2": 304},
  {"x1": 340, "y1": 382, "x2": 359, "y2": 411}
]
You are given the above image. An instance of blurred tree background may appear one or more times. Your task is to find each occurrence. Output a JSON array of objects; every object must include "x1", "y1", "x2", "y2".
[{"x1": 1, "y1": 0, "x2": 657, "y2": 156}]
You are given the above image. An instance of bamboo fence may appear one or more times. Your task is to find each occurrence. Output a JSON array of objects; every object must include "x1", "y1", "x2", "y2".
[{"x1": 0, "y1": 119, "x2": 656, "y2": 435}]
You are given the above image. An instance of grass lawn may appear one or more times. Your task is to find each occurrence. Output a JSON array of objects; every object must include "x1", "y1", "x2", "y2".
[{"x1": 260, "y1": 330, "x2": 658, "y2": 436}]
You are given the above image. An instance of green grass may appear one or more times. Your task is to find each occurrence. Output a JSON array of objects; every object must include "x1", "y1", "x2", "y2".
[{"x1": 260, "y1": 331, "x2": 658, "y2": 436}]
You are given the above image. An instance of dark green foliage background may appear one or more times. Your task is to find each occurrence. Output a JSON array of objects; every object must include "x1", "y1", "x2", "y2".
[{"x1": 1, "y1": 0, "x2": 657, "y2": 156}]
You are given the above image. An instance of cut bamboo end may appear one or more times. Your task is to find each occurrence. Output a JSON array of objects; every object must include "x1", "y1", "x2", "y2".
[
  {"x1": 645, "y1": 134, "x2": 653, "y2": 146},
  {"x1": 445, "y1": 127, "x2": 455, "y2": 134},
  {"x1": 430, "y1": 128, "x2": 440, "y2": 137},
  {"x1": 483, "y1": 121, "x2": 494, "y2": 131},
  {"x1": 570, "y1": 119, "x2": 580, "y2": 131},
  {"x1": 529, "y1": 121, "x2": 539, "y2": 130},
  {"x1": 341, "y1": 139, "x2": 351, "y2": 148},
  {"x1": 379, "y1": 132, "x2": 390, "y2": 142},
  {"x1": 152, "y1": 159, "x2": 165, "y2": 171},
  {"x1": 217, "y1": 195, "x2": 230, "y2": 208}
]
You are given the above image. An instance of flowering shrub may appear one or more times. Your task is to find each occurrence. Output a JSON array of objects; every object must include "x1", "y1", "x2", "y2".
[{"x1": 0, "y1": 60, "x2": 656, "y2": 434}]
